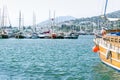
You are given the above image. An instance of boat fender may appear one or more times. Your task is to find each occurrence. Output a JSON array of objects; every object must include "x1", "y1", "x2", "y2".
[{"x1": 92, "y1": 45, "x2": 99, "y2": 53}]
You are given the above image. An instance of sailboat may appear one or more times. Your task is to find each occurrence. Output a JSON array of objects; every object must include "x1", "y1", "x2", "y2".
[
  {"x1": 15, "y1": 11, "x2": 25, "y2": 39},
  {"x1": 0, "y1": 6, "x2": 10, "y2": 39},
  {"x1": 92, "y1": 0, "x2": 120, "y2": 71},
  {"x1": 31, "y1": 11, "x2": 39, "y2": 39}
]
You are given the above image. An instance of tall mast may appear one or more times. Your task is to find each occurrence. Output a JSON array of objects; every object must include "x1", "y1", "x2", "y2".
[
  {"x1": 2, "y1": 6, "x2": 5, "y2": 28},
  {"x1": 22, "y1": 14, "x2": 24, "y2": 29},
  {"x1": 49, "y1": 10, "x2": 56, "y2": 33},
  {"x1": 5, "y1": 5, "x2": 11, "y2": 27},
  {"x1": 103, "y1": 0, "x2": 109, "y2": 28},
  {"x1": 52, "y1": 10, "x2": 55, "y2": 33},
  {"x1": 104, "y1": 0, "x2": 108, "y2": 17},
  {"x1": 19, "y1": 11, "x2": 21, "y2": 31},
  {"x1": 49, "y1": 10, "x2": 51, "y2": 31},
  {"x1": 49, "y1": 10, "x2": 51, "y2": 22},
  {"x1": 53, "y1": 10, "x2": 55, "y2": 27},
  {"x1": 0, "y1": 8, "x2": 1, "y2": 28},
  {"x1": 33, "y1": 11, "x2": 36, "y2": 32}
]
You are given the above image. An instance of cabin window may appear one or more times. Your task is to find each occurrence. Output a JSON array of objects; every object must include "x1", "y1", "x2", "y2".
[
  {"x1": 118, "y1": 39, "x2": 120, "y2": 43},
  {"x1": 111, "y1": 38, "x2": 114, "y2": 42},
  {"x1": 115, "y1": 38, "x2": 118, "y2": 43}
]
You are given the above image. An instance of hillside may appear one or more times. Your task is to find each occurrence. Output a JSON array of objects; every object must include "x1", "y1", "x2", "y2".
[
  {"x1": 37, "y1": 16, "x2": 76, "y2": 27},
  {"x1": 107, "y1": 10, "x2": 120, "y2": 18},
  {"x1": 56, "y1": 10, "x2": 120, "y2": 32},
  {"x1": 74, "y1": 10, "x2": 120, "y2": 25},
  {"x1": 36, "y1": 10, "x2": 120, "y2": 32},
  {"x1": 65, "y1": 10, "x2": 120, "y2": 29}
]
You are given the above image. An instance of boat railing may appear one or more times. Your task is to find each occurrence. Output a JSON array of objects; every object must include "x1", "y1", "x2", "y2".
[
  {"x1": 95, "y1": 36, "x2": 120, "y2": 53},
  {"x1": 103, "y1": 36, "x2": 120, "y2": 47}
]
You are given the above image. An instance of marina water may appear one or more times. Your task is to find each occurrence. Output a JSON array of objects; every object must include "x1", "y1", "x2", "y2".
[{"x1": 0, "y1": 35, "x2": 120, "y2": 80}]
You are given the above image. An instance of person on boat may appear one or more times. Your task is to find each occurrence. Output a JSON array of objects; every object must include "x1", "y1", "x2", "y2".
[{"x1": 101, "y1": 27, "x2": 107, "y2": 36}]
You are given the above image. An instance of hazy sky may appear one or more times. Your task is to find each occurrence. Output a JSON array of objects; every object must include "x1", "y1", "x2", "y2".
[{"x1": 0, "y1": 0, "x2": 120, "y2": 26}]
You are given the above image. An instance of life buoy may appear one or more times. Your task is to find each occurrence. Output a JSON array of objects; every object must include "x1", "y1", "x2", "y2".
[{"x1": 92, "y1": 45, "x2": 99, "y2": 53}]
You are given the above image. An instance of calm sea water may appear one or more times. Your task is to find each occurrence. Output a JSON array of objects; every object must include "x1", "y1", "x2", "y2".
[{"x1": 0, "y1": 35, "x2": 120, "y2": 80}]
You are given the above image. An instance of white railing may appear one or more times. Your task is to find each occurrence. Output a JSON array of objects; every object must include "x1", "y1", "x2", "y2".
[{"x1": 94, "y1": 38, "x2": 120, "y2": 53}]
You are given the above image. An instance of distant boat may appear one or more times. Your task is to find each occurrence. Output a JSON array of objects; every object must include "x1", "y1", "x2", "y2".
[
  {"x1": 64, "y1": 32, "x2": 79, "y2": 39},
  {"x1": 78, "y1": 31, "x2": 87, "y2": 35},
  {"x1": 24, "y1": 32, "x2": 32, "y2": 39},
  {"x1": 38, "y1": 33, "x2": 50, "y2": 39},
  {"x1": 51, "y1": 33, "x2": 64, "y2": 39},
  {"x1": 56, "y1": 33, "x2": 64, "y2": 39},
  {"x1": 0, "y1": 6, "x2": 9, "y2": 39},
  {"x1": 15, "y1": 11, "x2": 25, "y2": 39},
  {"x1": 30, "y1": 32, "x2": 38, "y2": 39},
  {"x1": 0, "y1": 30, "x2": 8, "y2": 38},
  {"x1": 15, "y1": 32, "x2": 25, "y2": 39}
]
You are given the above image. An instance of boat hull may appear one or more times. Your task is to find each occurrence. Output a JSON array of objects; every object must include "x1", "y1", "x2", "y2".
[
  {"x1": 1, "y1": 34, "x2": 9, "y2": 39},
  {"x1": 94, "y1": 38, "x2": 120, "y2": 71}
]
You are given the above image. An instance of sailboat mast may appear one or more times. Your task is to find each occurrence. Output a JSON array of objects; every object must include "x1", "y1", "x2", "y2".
[
  {"x1": 49, "y1": 10, "x2": 51, "y2": 23},
  {"x1": 22, "y1": 14, "x2": 24, "y2": 29},
  {"x1": 33, "y1": 11, "x2": 36, "y2": 32},
  {"x1": 53, "y1": 10, "x2": 55, "y2": 28},
  {"x1": 2, "y1": 6, "x2": 5, "y2": 28},
  {"x1": 19, "y1": 11, "x2": 21, "y2": 31},
  {"x1": 52, "y1": 10, "x2": 55, "y2": 33},
  {"x1": 0, "y1": 8, "x2": 1, "y2": 28},
  {"x1": 49, "y1": 10, "x2": 51, "y2": 32},
  {"x1": 104, "y1": 0, "x2": 108, "y2": 17}
]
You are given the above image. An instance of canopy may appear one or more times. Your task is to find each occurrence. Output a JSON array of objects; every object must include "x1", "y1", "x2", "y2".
[{"x1": 107, "y1": 18, "x2": 120, "y2": 21}]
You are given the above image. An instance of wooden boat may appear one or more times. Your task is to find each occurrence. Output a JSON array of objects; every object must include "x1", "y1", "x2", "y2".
[
  {"x1": 92, "y1": 0, "x2": 120, "y2": 71},
  {"x1": 93, "y1": 28, "x2": 120, "y2": 71}
]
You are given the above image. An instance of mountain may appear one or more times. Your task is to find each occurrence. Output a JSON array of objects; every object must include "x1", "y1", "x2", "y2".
[
  {"x1": 69, "y1": 10, "x2": 120, "y2": 26},
  {"x1": 36, "y1": 10, "x2": 120, "y2": 32},
  {"x1": 54, "y1": 10, "x2": 120, "y2": 32},
  {"x1": 37, "y1": 16, "x2": 76, "y2": 27},
  {"x1": 107, "y1": 10, "x2": 120, "y2": 18}
]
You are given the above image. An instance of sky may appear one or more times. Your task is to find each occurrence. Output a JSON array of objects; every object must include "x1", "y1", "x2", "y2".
[{"x1": 0, "y1": 0, "x2": 120, "y2": 27}]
